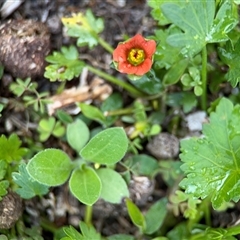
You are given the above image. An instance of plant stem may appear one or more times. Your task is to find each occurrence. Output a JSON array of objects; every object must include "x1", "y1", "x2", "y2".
[
  {"x1": 97, "y1": 36, "x2": 114, "y2": 53},
  {"x1": 86, "y1": 65, "x2": 145, "y2": 97},
  {"x1": 104, "y1": 107, "x2": 134, "y2": 116},
  {"x1": 40, "y1": 217, "x2": 58, "y2": 233},
  {"x1": 84, "y1": 205, "x2": 93, "y2": 225},
  {"x1": 201, "y1": 45, "x2": 207, "y2": 111}
]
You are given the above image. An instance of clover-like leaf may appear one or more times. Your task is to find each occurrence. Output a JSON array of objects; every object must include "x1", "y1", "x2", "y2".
[
  {"x1": 0, "y1": 134, "x2": 28, "y2": 163},
  {"x1": 44, "y1": 45, "x2": 85, "y2": 81},
  {"x1": 218, "y1": 39, "x2": 240, "y2": 87},
  {"x1": 12, "y1": 163, "x2": 49, "y2": 199},
  {"x1": 180, "y1": 98, "x2": 240, "y2": 209},
  {"x1": 161, "y1": 0, "x2": 238, "y2": 56}
]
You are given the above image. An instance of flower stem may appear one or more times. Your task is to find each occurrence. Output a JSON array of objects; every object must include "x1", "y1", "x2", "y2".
[
  {"x1": 104, "y1": 107, "x2": 134, "y2": 116},
  {"x1": 201, "y1": 45, "x2": 207, "y2": 111},
  {"x1": 97, "y1": 36, "x2": 114, "y2": 53},
  {"x1": 84, "y1": 205, "x2": 93, "y2": 225},
  {"x1": 86, "y1": 65, "x2": 145, "y2": 97}
]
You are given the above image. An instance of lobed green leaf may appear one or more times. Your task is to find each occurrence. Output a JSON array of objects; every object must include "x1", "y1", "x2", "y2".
[{"x1": 180, "y1": 98, "x2": 240, "y2": 209}]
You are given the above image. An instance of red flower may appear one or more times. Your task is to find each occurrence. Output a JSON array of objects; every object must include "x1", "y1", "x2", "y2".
[{"x1": 113, "y1": 34, "x2": 156, "y2": 76}]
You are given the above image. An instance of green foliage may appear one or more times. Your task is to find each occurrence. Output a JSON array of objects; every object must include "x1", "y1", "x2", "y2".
[
  {"x1": 169, "y1": 190, "x2": 201, "y2": 219},
  {"x1": 80, "y1": 127, "x2": 128, "y2": 165},
  {"x1": 79, "y1": 103, "x2": 106, "y2": 126},
  {"x1": 27, "y1": 149, "x2": 73, "y2": 186},
  {"x1": 67, "y1": 119, "x2": 90, "y2": 152},
  {"x1": 44, "y1": 45, "x2": 85, "y2": 81},
  {"x1": 100, "y1": 93, "x2": 123, "y2": 127},
  {"x1": 62, "y1": 221, "x2": 101, "y2": 240},
  {"x1": 125, "y1": 198, "x2": 146, "y2": 231},
  {"x1": 69, "y1": 165, "x2": 101, "y2": 206},
  {"x1": 96, "y1": 168, "x2": 129, "y2": 203},
  {"x1": 38, "y1": 117, "x2": 65, "y2": 141},
  {"x1": 27, "y1": 127, "x2": 128, "y2": 205},
  {"x1": 62, "y1": 9, "x2": 104, "y2": 49},
  {"x1": 0, "y1": 134, "x2": 28, "y2": 163},
  {"x1": 124, "y1": 154, "x2": 159, "y2": 177},
  {"x1": 10, "y1": 78, "x2": 36, "y2": 97},
  {"x1": 126, "y1": 198, "x2": 168, "y2": 234},
  {"x1": 144, "y1": 198, "x2": 168, "y2": 234},
  {"x1": 129, "y1": 70, "x2": 164, "y2": 95},
  {"x1": 0, "y1": 160, "x2": 9, "y2": 200},
  {"x1": 218, "y1": 39, "x2": 240, "y2": 87},
  {"x1": 12, "y1": 163, "x2": 49, "y2": 199},
  {"x1": 161, "y1": 0, "x2": 238, "y2": 57},
  {"x1": 180, "y1": 98, "x2": 240, "y2": 209}
]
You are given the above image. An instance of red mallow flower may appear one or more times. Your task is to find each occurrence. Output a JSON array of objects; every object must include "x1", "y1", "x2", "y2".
[{"x1": 113, "y1": 34, "x2": 156, "y2": 76}]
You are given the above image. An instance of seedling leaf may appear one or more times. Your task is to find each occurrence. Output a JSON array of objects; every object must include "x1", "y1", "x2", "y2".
[
  {"x1": 67, "y1": 119, "x2": 90, "y2": 152},
  {"x1": 0, "y1": 180, "x2": 9, "y2": 201},
  {"x1": 27, "y1": 149, "x2": 72, "y2": 186},
  {"x1": 80, "y1": 127, "x2": 128, "y2": 165},
  {"x1": 180, "y1": 98, "x2": 240, "y2": 209},
  {"x1": 0, "y1": 134, "x2": 28, "y2": 163},
  {"x1": 125, "y1": 198, "x2": 146, "y2": 231},
  {"x1": 12, "y1": 163, "x2": 49, "y2": 199},
  {"x1": 96, "y1": 168, "x2": 129, "y2": 203},
  {"x1": 144, "y1": 198, "x2": 168, "y2": 234},
  {"x1": 69, "y1": 166, "x2": 101, "y2": 205},
  {"x1": 45, "y1": 45, "x2": 85, "y2": 81}
]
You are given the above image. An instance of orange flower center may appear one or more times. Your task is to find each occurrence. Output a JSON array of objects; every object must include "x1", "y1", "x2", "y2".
[{"x1": 127, "y1": 48, "x2": 145, "y2": 66}]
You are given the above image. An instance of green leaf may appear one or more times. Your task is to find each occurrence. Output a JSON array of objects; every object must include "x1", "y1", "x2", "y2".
[
  {"x1": 125, "y1": 154, "x2": 159, "y2": 177},
  {"x1": 144, "y1": 198, "x2": 168, "y2": 234},
  {"x1": 79, "y1": 221, "x2": 101, "y2": 240},
  {"x1": 27, "y1": 149, "x2": 72, "y2": 186},
  {"x1": 61, "y1": 9, "x2": 104, "y2": 49},
  {"x1": 148, "y1": 0, "x2": 171, "y2": 26},
  {"x1": 44, "y1": 45, "x2": 85, "y2": 81},
  {"x1": 67, "y1": 119, "x2": 90, "y2": 152},
  {"x1": 69, "y1": 166, "x2": 101, "y2": 205},
  {"x1": 129, "y1": 69, "x2": 164, "y2": 95},
  {"x1": 163, "y1": 59, "x2": 188, "y2": 86},
  {"x1": 125, "y1": 198, "x2": 146, "y2": 231},
  {"x1": 62, "y1": 222, "x2": 101, "y2": 240},
  {"x1": 153, "y1": 28, "x2": 182, "y2": 69},
  {"x1": 79, "y1": 103, "x2": 106, "y2": 126},
  {"x1": 12, "y1": 163, "x2": 49, "y2": 199},
  {"x1": 96, "y1": 168, "x2": 129, "y2": 203},
  {"x1": 0, "y1": 134, "x2": 28, "y2": 163},
  {"x1": 218, "y1": 39, "x2": 240, "y2": 87},
  {"x1": 80, "y1": 127, "x2": 128, "y2": 165},
  {"x1": 0, "y1": 180, "x2": 9, "y2": 201},
  {"x1": 100, "y1": 93, "x2": 123, "y2": 127},
  {"x1": 161, "y1": 0, "x2": 238, "y2": 56},
  {"x1": 179, "y1": 98, "x2": 240, "y2": 209},
  {"x1": 0, "y1": 160, "x2": 7, "y2": 180}
]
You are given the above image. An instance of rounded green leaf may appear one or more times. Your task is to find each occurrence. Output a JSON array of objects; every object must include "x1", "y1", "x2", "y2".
[
  {"x1": 80, "y1": 127, "x2": 128, "y2": 165},
  {"x1": 96, "y1": 168, "x2": 129, "y2": 203},
  {"x1": 67, "y1": 119, "x2": 90, "y2": 152},
  {"x1": 27, "y1": 149, "x2": 72, "y2": 186},
  {"x1": 69, "y1": 166, "x2": 101, "y2": 205}
]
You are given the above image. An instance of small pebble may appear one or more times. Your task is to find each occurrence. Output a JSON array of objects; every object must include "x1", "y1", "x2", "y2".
[{"x1": 147, "y1": 132, "x2": 179, "y2": 159}]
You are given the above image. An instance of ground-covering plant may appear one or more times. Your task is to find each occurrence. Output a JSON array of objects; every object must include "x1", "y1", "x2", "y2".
[{"x1": 2, "y1": 0, "x2": 240, "y2": 239}]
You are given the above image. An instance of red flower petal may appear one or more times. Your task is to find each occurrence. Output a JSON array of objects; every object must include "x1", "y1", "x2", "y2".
[{"x1": 112, "y1": 34, "x2": 156, "y2": 76}]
